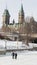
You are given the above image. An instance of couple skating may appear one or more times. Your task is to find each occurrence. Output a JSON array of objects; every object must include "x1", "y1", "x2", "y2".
[{"x1": 12, "y1": 52, "x2": 17, "y2": 59}]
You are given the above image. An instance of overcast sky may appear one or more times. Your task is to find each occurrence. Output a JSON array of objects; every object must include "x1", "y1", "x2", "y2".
[{"x1": 0, "y1": 0, "x2": 37, "y2": 27}]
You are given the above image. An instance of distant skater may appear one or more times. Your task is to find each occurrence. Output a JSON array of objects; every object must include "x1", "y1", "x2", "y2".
[
  {"x1": 15, "y1": 53, "x2": 17, "y2": 59},
  {"x1": 12, "y1": 52, "x2": 14, "y2": 59}
]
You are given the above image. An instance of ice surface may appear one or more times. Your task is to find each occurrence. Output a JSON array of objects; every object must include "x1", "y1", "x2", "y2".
[{"x1": 0, "y1": 51, "x2": 37, "y2": 65}]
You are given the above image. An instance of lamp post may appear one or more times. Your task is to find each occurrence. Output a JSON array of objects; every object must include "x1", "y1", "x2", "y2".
[
  {"x1": 5, "y1": 40, "x2": 7, "y2": 50},
  {"x1": 17, "y1": 37, "x2": 18, "y2": 49}
]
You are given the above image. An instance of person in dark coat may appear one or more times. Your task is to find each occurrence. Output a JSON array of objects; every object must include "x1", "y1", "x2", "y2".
[
  {"x1": 12, "y1": 52, "x2": 14, "y2": 59},
  {"x1": 15, "y1": 53, "x2": 17, "y2": 59}
]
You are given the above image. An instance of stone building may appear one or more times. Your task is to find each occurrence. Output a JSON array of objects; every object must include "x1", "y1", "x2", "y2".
[{"x1": 0, "y1": 4, "x2": 37, "y2": 44}]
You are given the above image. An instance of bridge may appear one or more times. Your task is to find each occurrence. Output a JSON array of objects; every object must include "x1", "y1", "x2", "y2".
[
  {"x1": 0, "y1": 32, "x2": 37, "y2": 38},
  {"x1": 0, "y1": 31, "x2": 37, "y2": 43}
]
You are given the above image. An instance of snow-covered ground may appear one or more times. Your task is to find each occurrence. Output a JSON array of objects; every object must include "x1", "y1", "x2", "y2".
[
  {"x1": 0, "y1": 51, "x2": 37, "y2": 65},
  {"x1": 0, "y1": 39, "x2": 37, "y2": 51},
  {"x1": 0, "y1": 39, "x2": 37, "y2": 49}
]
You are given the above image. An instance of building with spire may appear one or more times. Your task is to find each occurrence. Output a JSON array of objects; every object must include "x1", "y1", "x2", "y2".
[{"x1": 0, "y1": 4, "x2": 37, "y2": 43}]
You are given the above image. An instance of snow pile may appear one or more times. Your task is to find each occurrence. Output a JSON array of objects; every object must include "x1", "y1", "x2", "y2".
[
  {"x1": 29, "y1": 43, "x2": 37, "y2": 48},
  {"x1": 0, "y1": 40, "x2": 37, "y2": 50},
  {"x1": 0, "y1": 40, "x2": 5, "y2": 47}
]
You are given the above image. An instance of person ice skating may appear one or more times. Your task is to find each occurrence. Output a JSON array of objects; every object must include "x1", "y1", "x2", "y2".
[
  {"x1": 12, "y1": 52, "x2": 14, "y2": 59},
  {"x1": 15, "y1": 53, "x2": 17, "y2": 59}
]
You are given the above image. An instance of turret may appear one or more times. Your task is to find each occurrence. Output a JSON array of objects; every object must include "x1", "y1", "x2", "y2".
[
  {"x1": 2, "y1": 9, "x2": 10, "y2": 26},
  {"x1": 18, "y1": 4, "x2": 25, "y2": 23}
]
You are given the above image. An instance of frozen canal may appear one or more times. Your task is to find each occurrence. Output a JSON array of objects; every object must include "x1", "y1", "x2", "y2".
[
  {"x1": 0, "y1": 40, "x2": 37, "y2": 65},
  {"x1": 0, "y1": 51, "x2": 37, "y2": 65}
]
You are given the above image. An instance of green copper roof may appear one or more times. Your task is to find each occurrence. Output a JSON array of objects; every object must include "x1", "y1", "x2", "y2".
[
  {"x1": 19, "y1": 4, "x2": 24, "y2": 15},
  {"x1": 21, "y1": 4, "x2": 23, "y2": 12},
  {"x1": 3, "y1": 9, "x2": 10, "y2": 17}
]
